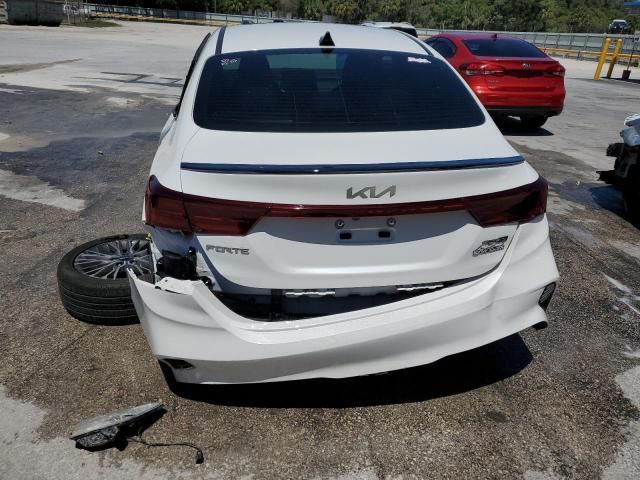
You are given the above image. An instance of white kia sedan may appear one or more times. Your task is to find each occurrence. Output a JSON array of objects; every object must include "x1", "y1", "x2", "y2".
[{"x1": 129, "y1": 23, "x2": 559, "y2": 385}]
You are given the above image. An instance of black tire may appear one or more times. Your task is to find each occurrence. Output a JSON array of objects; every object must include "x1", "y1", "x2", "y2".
[
  {"x1": 57, "y1": 234, "x2": 153, "y2": 325},
  {"x1": 624, "y1": 168, "x2": 640, "y2": 227},
  {"x1": 520, "y1": 115, "x2": 547, "y2": 130},
  {"x1": 489, "y1": 113, "x2": 507, "y2": 125}
]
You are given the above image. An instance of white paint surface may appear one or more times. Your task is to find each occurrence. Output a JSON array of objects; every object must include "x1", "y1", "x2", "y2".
[
  {"x1": 604, "y1": 274, "x2": 632, "y2": 294},
  {"x1": 609, "y1": 240, "x2": 640, "y2": 262},
  {"x1": 621, "y1": 297, "x2": 640, "y2": 316},
  {"x1": 105, "y1": 96, "x2": 139, "y2": 108},
  {"x1": 0, "y1": 169, "x2": 85, "y2": 212},
  {"x1": 623, "y1": 346, "x2": 640, "y2": 359},
  {"x1": 604, "y1": 274, "x2": 640, "y2": 319}
]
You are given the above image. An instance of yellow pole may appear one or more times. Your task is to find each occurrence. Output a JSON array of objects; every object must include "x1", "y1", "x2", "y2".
[
  {"x1": 606, "y1": 39, "x2": 624, "y2": 78},
  {"x1": 594, "y1": 37, "x2": 612, "y2": 80}
]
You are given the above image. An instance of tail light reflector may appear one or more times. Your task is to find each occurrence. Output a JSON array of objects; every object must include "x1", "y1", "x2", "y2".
[
  {"x1": 144, "y1": 176, "x2": 547, "y2": 235},
  {"x1": 460, "y1": 62, "x2": 505, "y2": 76}
]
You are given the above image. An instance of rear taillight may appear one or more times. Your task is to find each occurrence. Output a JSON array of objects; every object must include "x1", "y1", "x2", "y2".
[
  {"x1": 145, "y1": 176, "x2": 190, "y2": 231},
  {"x1": 144, "y1": 176, "x2": 264, "y2": 234},
  {"x1": 144, "y1": 176, "x2": 547, "y2": 235},
  {"x1": 460, "y1": 62, "x2": 505, "y2": 76},
  {"x1": 545, "y1": 64, "x2": 565, "y2": 77},
  {"x1": 184, "y1": 196, "x2": 267, "y2": 235},
  {"x1": 465, "y1": 176, "x2": 547, "y2": 226}
]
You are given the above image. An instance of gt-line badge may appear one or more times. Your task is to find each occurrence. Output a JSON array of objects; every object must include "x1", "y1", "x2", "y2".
[{"x1": 472, "y1": 237, "x2": 508, "y2": 257}]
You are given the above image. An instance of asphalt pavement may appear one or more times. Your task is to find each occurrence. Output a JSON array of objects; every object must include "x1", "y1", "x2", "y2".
[{"x1": 1, "y1": 21, "x2": 640, "y2": 480}]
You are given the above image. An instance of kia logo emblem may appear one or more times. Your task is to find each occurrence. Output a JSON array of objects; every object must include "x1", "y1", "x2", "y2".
[
  {"x1": 522, "y1": 63, "x2": 531, "y2": 69},
  {"x1": 346, "y1": 186, "x2": 396, "y2": 199}
]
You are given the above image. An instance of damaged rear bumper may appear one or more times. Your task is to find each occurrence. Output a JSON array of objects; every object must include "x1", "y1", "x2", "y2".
[{"x1": 129, "y1": 217, "x2": 558, "y2": 384}]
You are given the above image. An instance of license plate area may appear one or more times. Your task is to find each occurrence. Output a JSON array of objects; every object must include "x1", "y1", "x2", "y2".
[
  {"x1": 334, "y1": 217, "x2": 396, "y2": 243},
  {"x1": 336, "y1": 227, "x2": 395, "y2": 243}
]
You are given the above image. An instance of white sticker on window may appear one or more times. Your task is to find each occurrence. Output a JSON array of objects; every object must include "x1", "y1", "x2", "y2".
[
  {"x1": 408, "y1": 57, "x2": 430, "y2": 64},
  {"x1": 220, "y1": 58, "x2": 239, "y2": 66}
]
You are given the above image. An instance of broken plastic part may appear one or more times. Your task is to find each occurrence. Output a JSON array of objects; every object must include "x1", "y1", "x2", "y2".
[
  {"x1": 157, "y1": 249, "x2": 198, "y2": 280},
  {"x1": 70, "y1": 402, "x2": 165, "y2": 449},
  {"x1": 70, "y1": 402, "x2": 205, "y2": 464},
  {"x1": 75, "y1": 425, "x2": 120, "y2": 449}
]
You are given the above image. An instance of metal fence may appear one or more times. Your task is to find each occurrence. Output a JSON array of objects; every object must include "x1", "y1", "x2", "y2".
[
  {"x1": 84, "y1": 3, "x2": 638, "y2": 59},
  {"x1": 85, "y1": 3, "x2": 313, "y2": 25},
  {"x1": 63, "y1": 1, "x2": 91, "y2": 24}
]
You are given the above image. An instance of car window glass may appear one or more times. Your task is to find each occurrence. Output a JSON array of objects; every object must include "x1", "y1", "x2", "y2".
[
  {"x1": 193, "y1": 48, "x2": 485, "y2": 133},
  {"x1": 463, "y1": 38, "x2": 546, "y2": 58},
  {"x1": 427, "y1": 39, "x2": 456, "y2": 59}
]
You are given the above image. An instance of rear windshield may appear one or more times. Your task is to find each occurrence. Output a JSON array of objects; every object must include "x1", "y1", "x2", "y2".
[
  {"x1": 463, "y1": 39, "x2": 546, "y2": 58},
  {"x1": 193, "y1": 48, "x2": 484, "y2": 133}
]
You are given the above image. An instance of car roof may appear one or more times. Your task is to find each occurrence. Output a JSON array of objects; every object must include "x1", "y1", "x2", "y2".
[
  {"x1": 202, "y1": 23, "x2": 428, "y2": 57},
  {"x1": 433, "y1": 32, "x2": 525, "y2": 41}
]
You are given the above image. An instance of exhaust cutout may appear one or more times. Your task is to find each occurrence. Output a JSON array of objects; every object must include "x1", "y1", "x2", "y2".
[
  {"x1": 538, "y1": 282, "x2": 556, "y2": 311},
  {"x1": 163, "y1": 358, "x2": 195, "y2": 370}
]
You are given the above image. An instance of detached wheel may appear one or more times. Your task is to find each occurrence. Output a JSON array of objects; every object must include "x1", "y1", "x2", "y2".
[
  {"x1": 520, "y1": 115, "x2": 547, "y2": 129},
  {"x1": 57, "y1": 234, "x2": 153, "y2": 325}
]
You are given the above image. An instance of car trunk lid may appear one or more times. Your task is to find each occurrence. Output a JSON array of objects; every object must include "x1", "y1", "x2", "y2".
[
  {"x1": 461, "y1": 58, "x2": 563, "y2": 93},
  {"x1": 159, "y1": 127, "x2": 545, "y2": 290}
]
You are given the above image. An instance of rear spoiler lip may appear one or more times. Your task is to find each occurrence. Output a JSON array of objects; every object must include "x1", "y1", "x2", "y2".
[{"x1": 180, "y1": 155, "x2": 524, "y2": 175}]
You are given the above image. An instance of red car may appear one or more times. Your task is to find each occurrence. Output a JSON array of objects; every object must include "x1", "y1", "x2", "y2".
[{"x1": 426, "y1": 33, "x2": 565, "y2": 129}]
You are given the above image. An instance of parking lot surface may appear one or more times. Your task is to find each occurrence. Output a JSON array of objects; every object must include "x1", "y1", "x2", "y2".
[{"x1": 1, "y1": 21, "x2": 640, "y2": 479}]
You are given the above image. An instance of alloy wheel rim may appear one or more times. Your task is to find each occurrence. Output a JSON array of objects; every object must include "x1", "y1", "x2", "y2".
[{"x1": 73, "y1": 238, "x2": 152, "y2": 279}]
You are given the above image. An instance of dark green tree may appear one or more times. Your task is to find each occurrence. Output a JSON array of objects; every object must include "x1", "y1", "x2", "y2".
[
  {"x1": 301, "y1": 0, "x2": 325, "y2": 20},
  {"x1": 327, "y1": 0, "x2": 367, "y2": 23},
  {"x1": 124, "y1": 0, "x2": 637, "y2": 32},
  {"x1": 222, "y1": 0, "x2": 248, "y2": 13},
  {"x1": 375, "y1": 0, "x2": 404, "y2": 22},
  {"x1": 567, "y1": 4, "x2": 590, "y2": 32}
]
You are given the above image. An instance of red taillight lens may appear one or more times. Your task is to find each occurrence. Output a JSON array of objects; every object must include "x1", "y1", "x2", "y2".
[
  {"x1": 545, "y1": 64, "x2": 565, "y2": 77},
  {"x1": 144, "y1": 176, "x2": 264, "y2": 234},
  {"x1": 466, "y1": 176, "x2": 547, "y2": 226},
  {"x1": 460, "y1": 62, "x2": 505, "y2": 76},
  {"x1": 144, "y1": 176, "x2": 547, "y2": 235},
  {"x1": 184, "y1": 196, "x2": 267, "y2": 235},
  {"x1": 145, "y1": 176, "x2": 191, "y2": 231}
]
